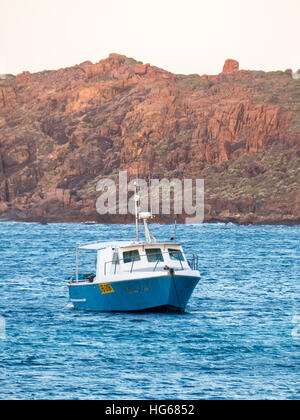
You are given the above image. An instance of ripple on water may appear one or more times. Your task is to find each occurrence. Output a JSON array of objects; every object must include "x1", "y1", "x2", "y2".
[{"x1": 0, "y1": 222, "x2": 299, "y2": 399}]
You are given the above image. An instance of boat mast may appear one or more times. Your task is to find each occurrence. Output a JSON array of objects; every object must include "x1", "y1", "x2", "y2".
[
  {"x1": 75, "y1": 247, "x2": 79, "y2": 283},
  {"x1": 134, "y1": 181, "x2": 139, "y2": 241},
  {"x1": 174, "y1": 219, "x2": 177, "y2": 243},
  {"x1": 139, "y1": 212, "x2": 156, "y2": 243},
  {"x1": 134, "y1": 171, "x2": 156, "y2": 243}
]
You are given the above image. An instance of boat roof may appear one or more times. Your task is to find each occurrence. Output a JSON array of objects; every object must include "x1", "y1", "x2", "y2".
[{"x1": 77, "y1": 240, "x2": 181, "y2": 251}]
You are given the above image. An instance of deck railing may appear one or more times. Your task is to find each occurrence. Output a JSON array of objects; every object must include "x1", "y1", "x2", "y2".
[{"x1": 187, "y1": 254, "x2": 199, "y2": 271}]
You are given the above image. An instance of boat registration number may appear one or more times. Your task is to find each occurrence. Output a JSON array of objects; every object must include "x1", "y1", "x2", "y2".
[{"x1": 99, "y1": 283, "x2": 114, "y2": 294}]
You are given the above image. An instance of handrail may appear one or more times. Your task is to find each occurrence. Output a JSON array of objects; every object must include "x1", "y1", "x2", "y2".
[
  {"x1": 153, "y1": 259, "x2": 160, "y2": 272},
  {"x1": 72, "y1": 251, "x2": 200, "y2": 283},
  {"x1": 130, "y1": 259, "x2": 135, "y2": 274},
  {"x1": 104, "y1": 250, "x2": 180, "y2": 275},
  {"x1": 103, "y1": 251, "x2": 200, "y2": 275},
  {"x1": 187, "y1": 254, "x2": 199, "y2": 271}
]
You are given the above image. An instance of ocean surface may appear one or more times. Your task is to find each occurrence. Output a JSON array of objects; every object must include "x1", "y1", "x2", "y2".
[{"x1": 0, "y1": 221, "x2": 299, "y2": 400}]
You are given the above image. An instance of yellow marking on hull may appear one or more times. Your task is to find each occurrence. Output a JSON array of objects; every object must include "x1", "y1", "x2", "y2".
[{"x1": 99, "y1": 283, "x2": 114, "y2": 294}]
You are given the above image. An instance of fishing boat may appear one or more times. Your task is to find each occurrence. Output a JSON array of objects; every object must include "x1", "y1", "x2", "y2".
[{"x1": 68, "y1": 186, "x2": 200, "y2": 312}]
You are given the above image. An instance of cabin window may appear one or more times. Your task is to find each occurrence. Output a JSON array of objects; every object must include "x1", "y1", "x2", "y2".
[
  {"x1": 168, "y1": 249, "x2": 184, "y2": 261},
  {"x1": 146, "y1": 248, "x2": 164, "y2": 263},
  {"x1": 123, "y1": 249, "x2": 140, "y2": 264}
]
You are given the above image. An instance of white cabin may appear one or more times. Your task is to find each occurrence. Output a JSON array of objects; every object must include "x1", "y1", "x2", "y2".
[{"x1": 75, "y1": 240, "x2": 195, "y2": 283}]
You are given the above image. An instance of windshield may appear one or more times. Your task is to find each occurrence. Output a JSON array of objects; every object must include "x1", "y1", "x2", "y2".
[
  {"x1": 145, "y1": 248, "x2": 164, "y2": 262},
  {"x1": 123, "y1": 249, "x2": 141, "y2": 263},
  {"x1": 168, "y1": 249, "x2": 184, "y2": 261}
]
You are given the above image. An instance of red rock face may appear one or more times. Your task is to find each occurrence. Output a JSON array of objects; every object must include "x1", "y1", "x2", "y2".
[
  {"x1": 0, "y1": 55, "x2": 299, "y2": 224},
  {"x1": 222, "y1": 59, "x2": 239, "y2": 74}
]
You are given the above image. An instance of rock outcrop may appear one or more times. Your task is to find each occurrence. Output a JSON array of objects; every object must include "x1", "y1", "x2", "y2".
[
  {"x1": 0, "y1": 54, "x2": 299, "y2": 224},
  {"x1": 222, "y1": 59, "x2": 239, "y2": 74}
]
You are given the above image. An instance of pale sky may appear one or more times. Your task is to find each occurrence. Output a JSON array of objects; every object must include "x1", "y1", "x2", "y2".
[{"x1": 0, "y1": 0, "x2": 300, "y2": 76}]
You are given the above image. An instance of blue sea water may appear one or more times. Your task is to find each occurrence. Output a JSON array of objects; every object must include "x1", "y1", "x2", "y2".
[{"x1": 0, "y1": 221, "x2": 299, "y2": 400}]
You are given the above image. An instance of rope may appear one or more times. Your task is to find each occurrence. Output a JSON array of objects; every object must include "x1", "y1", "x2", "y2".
[{"x1": 170, "y1": 270, "x2": 182, "y2": 312}]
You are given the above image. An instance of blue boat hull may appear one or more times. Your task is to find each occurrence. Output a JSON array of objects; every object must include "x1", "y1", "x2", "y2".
[{"x1": 68, "y1": 274, "x2": 199, "y2": 312}]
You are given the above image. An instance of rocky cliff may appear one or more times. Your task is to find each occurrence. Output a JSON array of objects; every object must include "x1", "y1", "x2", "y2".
[{"x1": 0, "y1": 53, "x2": 299, "y2": 224}]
